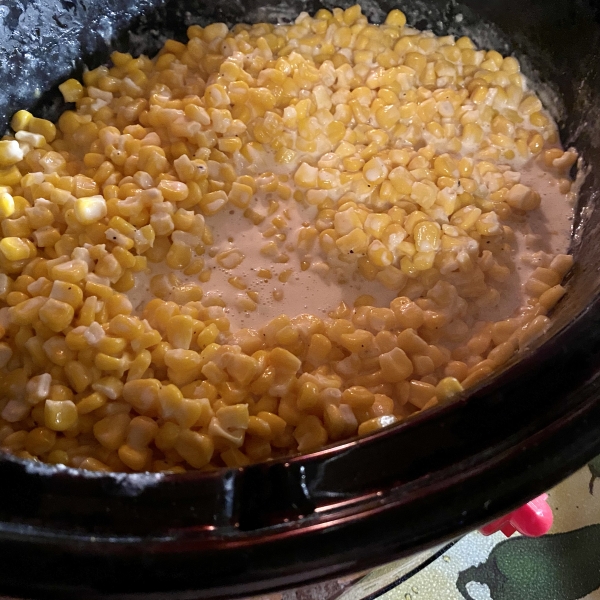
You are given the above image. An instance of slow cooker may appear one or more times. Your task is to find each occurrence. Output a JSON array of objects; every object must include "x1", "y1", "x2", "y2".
[{"x1": 1, "y1": 0, "x2": 600, "y2": 597}]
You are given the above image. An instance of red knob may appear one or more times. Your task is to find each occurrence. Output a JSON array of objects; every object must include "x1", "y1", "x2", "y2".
[{"x1": 480, "y1": 494, "x2": 553, "y2": 538}]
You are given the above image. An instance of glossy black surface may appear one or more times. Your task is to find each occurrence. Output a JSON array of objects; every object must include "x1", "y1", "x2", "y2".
[{"x1": 1, "y1": 0, "x2": 600, "y2": 598}]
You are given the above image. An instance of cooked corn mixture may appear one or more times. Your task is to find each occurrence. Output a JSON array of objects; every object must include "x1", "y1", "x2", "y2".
[{"x1": 0, "y1": 6, "x2": 577, "y2": 472}]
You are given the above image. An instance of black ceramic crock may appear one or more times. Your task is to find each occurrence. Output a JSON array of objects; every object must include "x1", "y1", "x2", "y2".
[{"x1": 1, "y1": 0, "x2": 600, "y2": 598}]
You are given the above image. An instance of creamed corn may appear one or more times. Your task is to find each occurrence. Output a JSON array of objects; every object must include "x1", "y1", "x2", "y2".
[{"x1": 0, "y1": 5, "x2": 576, "y2": 472}]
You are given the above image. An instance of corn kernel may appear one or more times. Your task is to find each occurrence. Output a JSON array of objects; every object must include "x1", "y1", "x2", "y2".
[
  {"x1": 0, "y1": 237, "x2": 32, "y2": 261},
  {"x1": 45, "y1": 400, "x2": 78, "y2": 432},
  {"x1": 174, "y1": 430, "x2": 214, "y2": 468},
  {"x1": 59, "y1": 78, "x2": 85, "y2": 102},
  {"x1": 0, "y1": 140, "x2": 24, "y2": 167},
  {"x1": 379, "y1": 347, "x2": 413, "y2": 382}
]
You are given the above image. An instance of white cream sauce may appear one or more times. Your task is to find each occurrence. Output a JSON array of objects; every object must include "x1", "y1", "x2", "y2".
[
  {"x1": 476, "y1": 159, "x2": 575, "y2": 321},
  {"x1": 130, "y1": 155, "x2": 574, "y2": 330}
]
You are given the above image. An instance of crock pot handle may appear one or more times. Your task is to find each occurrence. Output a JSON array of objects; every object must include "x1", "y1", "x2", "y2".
[{"x1": 479, "y1": 494, "x2": 553, "y2": 537}]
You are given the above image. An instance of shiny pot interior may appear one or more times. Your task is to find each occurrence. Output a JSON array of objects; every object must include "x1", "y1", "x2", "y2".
[{"x1": 1, "y1": 0, "x2": 600, "y2": 598}]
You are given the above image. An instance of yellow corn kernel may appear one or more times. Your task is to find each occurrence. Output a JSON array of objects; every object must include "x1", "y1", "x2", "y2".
[
  {"x1": 294, "y1": 380, "x2": 319, "y2": 412},
  {"x1": 120, "y1": 379, "x2": 159, "y2": 416},
  {"x1": 221, "y1": 447, "x2": 250, "y2": 468},
  {"x1": 408, "y1": 380, "x2": 437, "y2": 409},
  {"x1": 49, "y1": 280, "x2": 83, "y2": 309},
  {"x1": 410, "y1": 181, "x2": 436, "y2": 210},
  {"x1": 435, "y1": 377, "x2": 463, "y2": 402},
  {"x1": 214, "y1": 405, "x2": 249, "y2": 436},
  {"x1": 228, "y1": 182, "x2": 254, "y2": 208},
  {"x1": 44, "y1": 399, "x2": 78, "y2": 431},
  {"x1": 150, "y1": 418, "x2": 179, "y2": 452},
  {"x1": 94, "y1": 353, "x2": 125, "y2": 371},
  {"x1": 125, "y1": 349, "x2": 151, "y2": 381},
  {"x1": 0, "y1": 237, "x2": 32, "y2": 261},
  {"x1": 249, "y1": 411, "x2": 281, "y2": 440},
  {"x1": 199, "y1": 190, "x2": 228, "y2": 215},
  {"x1": 550, "y1": 254, "x2": 573, "y2": 278},
  {"x1": 2, "y1": 215, "x2": 31, "y2": 238},
  {"x1": 94, "y1": 335, "x2": 125, "y2": 355},
  {"x1": 158, "y1": 180, "x2": 189, "y2": 202},
  {"x1": 404, "y1": 52, "x2": 426, "y2": 74},
  {"x1": 0, "y1": 165, "x2": 20, "y2": 186},
  {"x1": 174, "y1": 429, "x2": 214, "y2": 468},
  {"x1": 123, "y1": 416, "x2": 157, "y2": 450},
  {"x1": 46, "y1": 449, "x2": 69, "y2": 465},
  {"x1": 269, "y1": 347, "x2": 301, "y2": 372},
  {"x1": 357, "y1": 415, "x2": 398, "y2": 436},
  {"x1": 462, "y1": 122, "x2": 483, "y2": 144},
  {"x1": 303, "y1": 333, "x2": 330, "y2": 365},
  {"x1": 50, "y1": 259, "x2": 88, "y2": 284},
  {"x1": 166, "y1": 242, "x2": 192, "y2": 270},
  {"x1": 538, "y1": 284, "x2": 566, "y2": 311},
  {"x1": 24, "y1": 373, "x2": 51, "y2": 404},
  {"x1": 519, "y1": 95, "x2": 543, "y2": 115},
  {"x1": 366, "y1": 240, "x2": 392, "y2": 267},
  {"x1": 197, "y1": 323, "x2": 220, "y2": 348},
  {"x1": 0, "y1": 140, "x2": 23, "y2": 167},
  {"x1": 76, "y1": 392, "x2": 107, "y2": 415},
  {"x1": 59, "y1": 78, "x2": 85, "y2": 102},
  {"x1": 6, "y1": 287, "x2": 30, "y2": 310},
  {"x1": 486, "y1": 341, "x2": 516, "y2": 367},
  {"x1": 223, "y1": 353, "x2": 259, "y2": 386},
  {"x1": 461, "y1": 364, "x2": 495, "y2": 389},
  {"x1": 336, "y1": 228, "x2": 369, "y2": 254},
  {"x1": 364, "y1": 213, "x2": 392, "y2": 239},
  {"x1": 92, "y1": 377, "x2": 124, "y2": 401},
  {"x1": 93, "y1": 413, "x2": 131, "y2": 451},
  {"x1": 64, "y1": 360, "x2": 94, "y2": 393},
  {"x1": 29, "y1": 117, "x2": 56, "y2": 142},
  {"x1": 163, "y1": 314, "x2": 193, "y2": 350},
  {"x1": 11, "y1": 110, "x2": 33, "y2": 132},
  {"x1": 0, "y1": 192, "x2": 15, "y2": 218},
  {"x1": 324, "y1": 403, "x2": 358, "y2": 441},
  {"x1": 506, "y1": 183, "x2": 541, "y2": 211},
  {"x1": 341, "y1": 386, "x2": 375, "y2": 410},
  {"x1": 294, "y1": 162, "x2": 319, "y2": 187},
  {"x1": 413, "y1": 221, "x2": 441, "y2": 252},
  {"x1": 164, "y1": 348, "x2": 202, "y2": 371},
  {"x1": 542, "y1": 147, "x2": 564, "y2": 168},
  {"x1": 293, "y1": 415, "x2": 328, "y2": 453},
  {"x1": 379, "y1": 347, "x2": 413, "y2": 382},
  {"x1": 107, "y1": 314, "x2": 144, "y2": 339},
  {"x1": 117, "y1": 444, "x2": 150, "y2": 471},
  {"x1": 339, "y1": 329, "x2": 373, "y2": 354},
  {"x1": 25, "y1": 427, "x2": 56, "y2": 456},
  {"x1": 38, "y1": 298, "x2": 74, "y2": 332},
  {"x1": 216, "y1": 248, "x2": 245, "y2": 269},
  {"x1": 363, "y1": 157, "x2": 388, "y2": 185}
]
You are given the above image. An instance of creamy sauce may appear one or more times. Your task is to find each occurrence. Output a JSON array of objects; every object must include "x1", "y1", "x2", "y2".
[
  {"x1": 131, "y1": 155, "x2": 574, "y2": 330},
  {"x1": 132, "y1": 187, "x2": 399, "y2": 327},
  {"x1": 476, "y1": 159, "x2": 575, "y2": 321},
  {"x1": 207, "y1": 205, "x2": 399, "y2": 328}
]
